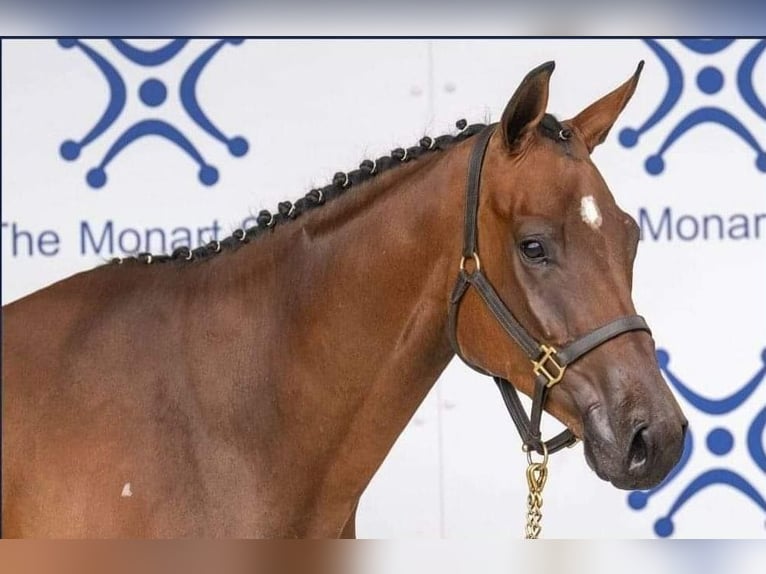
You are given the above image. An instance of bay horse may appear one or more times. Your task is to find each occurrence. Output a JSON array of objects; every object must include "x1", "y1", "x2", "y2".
[{"x1": 2, "y1": 60, "x2": 687, "y2": 538}]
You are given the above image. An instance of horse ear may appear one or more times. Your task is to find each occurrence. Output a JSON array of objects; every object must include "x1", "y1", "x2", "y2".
[
  {"x1": 569, "y1": 61, "x2": 644, "y2": 153},
  {"x1": 500, "y1": 61, "x2": 555, "y2": 153}
]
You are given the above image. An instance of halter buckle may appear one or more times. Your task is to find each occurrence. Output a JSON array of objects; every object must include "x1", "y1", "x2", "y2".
[{"x1": 532, "y1": 345, "x2": 566, "y2": 387}]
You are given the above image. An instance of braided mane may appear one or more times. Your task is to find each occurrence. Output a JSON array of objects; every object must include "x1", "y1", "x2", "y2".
[{"x1": 111, "y1": 119, "x2": 491, "y2": 266}]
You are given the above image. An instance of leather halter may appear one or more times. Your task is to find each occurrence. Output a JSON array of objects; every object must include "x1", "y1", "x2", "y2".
[{"x1": 448, "y1": 125, "x2": 652, "y2": 456}]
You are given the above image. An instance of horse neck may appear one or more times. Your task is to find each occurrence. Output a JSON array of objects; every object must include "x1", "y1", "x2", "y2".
[{"x1": 199, "y1": 141, "x2": 472, "y2": 532}]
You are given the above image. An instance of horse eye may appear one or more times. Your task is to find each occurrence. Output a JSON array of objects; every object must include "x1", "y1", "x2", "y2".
[{"x1": 519, "y1": 239, "x2": 547, "y2": 262}]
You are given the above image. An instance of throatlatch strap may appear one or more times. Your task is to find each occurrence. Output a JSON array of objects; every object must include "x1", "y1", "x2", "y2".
[{"x1": 462, "y1": 125, "x2": 495, "y2": 258}]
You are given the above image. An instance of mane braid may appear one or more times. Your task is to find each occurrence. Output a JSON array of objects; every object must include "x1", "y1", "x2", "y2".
[
  {"x1": 540, "y1": 113, "x2": 571, "y2": 142},
  {"x1": 110, "y1": 119, "x2": 489, "y2": 267}
]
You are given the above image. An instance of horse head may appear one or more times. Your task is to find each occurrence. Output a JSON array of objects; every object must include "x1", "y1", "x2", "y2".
[{"x1": 453, "y1": 61, "x2": 687, "y2": 490}]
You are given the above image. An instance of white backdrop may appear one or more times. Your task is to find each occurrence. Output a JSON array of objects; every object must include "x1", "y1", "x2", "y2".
[{"x1": 2, "y1": 38, "x2": 765, "y2": 538}]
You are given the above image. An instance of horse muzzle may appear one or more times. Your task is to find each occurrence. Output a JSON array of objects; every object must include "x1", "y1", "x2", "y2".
[{"x1": 582, "y1": 402, "x2": 688, "y2": 490}]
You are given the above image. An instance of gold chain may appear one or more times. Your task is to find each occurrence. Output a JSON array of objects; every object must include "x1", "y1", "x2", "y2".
[{"x1": 524, "y1": 444, "x2": 549, "y2": 539}]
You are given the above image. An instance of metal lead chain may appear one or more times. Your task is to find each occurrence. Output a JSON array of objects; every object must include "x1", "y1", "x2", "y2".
[{"x1": 524, "y1": 444, "x2": 549, "y2": 539}]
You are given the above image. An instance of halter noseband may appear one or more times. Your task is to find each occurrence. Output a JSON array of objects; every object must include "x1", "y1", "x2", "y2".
[{"x1": 448, "y1": 125, "x2": 652, "y2": 456}]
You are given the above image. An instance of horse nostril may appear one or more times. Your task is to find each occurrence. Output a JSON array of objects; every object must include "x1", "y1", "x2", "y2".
[{"x1": 628, "y1": 426, "x2": 649, "y2": 472}]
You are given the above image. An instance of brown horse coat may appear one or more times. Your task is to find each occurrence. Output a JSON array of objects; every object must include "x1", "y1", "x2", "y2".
[{"x1": 2, "y1": 61, "x2": 686, "y2": 537}]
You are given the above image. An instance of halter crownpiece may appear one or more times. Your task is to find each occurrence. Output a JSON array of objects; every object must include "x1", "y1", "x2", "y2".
[{"x1": 447, "y1": 124, "x2": 653, "y2": 537}]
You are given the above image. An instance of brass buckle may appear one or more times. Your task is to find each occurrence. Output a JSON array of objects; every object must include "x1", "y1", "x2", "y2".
[{"x1": 532, "y1": 344, "x2": 566, "y2": 387}]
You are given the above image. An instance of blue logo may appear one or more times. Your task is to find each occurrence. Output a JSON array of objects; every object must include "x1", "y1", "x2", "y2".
[
  {"x1": 58, "y1": 38, "x2": 249, "y2": 188},
  {"x1": 627, "y1": 348, "x2": 766, "y2": 537},
  {"x1": 620, "y1": 39, "x2": 766, "y2": 175}
]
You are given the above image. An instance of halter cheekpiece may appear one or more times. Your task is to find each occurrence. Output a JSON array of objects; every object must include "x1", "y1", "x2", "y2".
[{"x1": 448, "y1": 124, "x2": 652, "y2": 457}]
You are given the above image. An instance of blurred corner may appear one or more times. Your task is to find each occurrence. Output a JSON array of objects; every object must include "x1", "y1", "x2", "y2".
[
  {"x1": 1, "y1": 1, "x2": 766, "y2": 36},
  {"x1": 1, "y1": 540, "x2": 766, "y2": 574}
]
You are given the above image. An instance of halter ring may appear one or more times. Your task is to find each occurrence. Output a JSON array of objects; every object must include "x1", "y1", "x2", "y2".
[
  {"x1": 459, "y1": 252, "x2": 481, "y2": 274},
  {"x1": 211, "y1": 240, "x2": 221, "y2": 253},
  {"x1": 525, "y1": 440, "x2": 549, "y2": 467}
]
